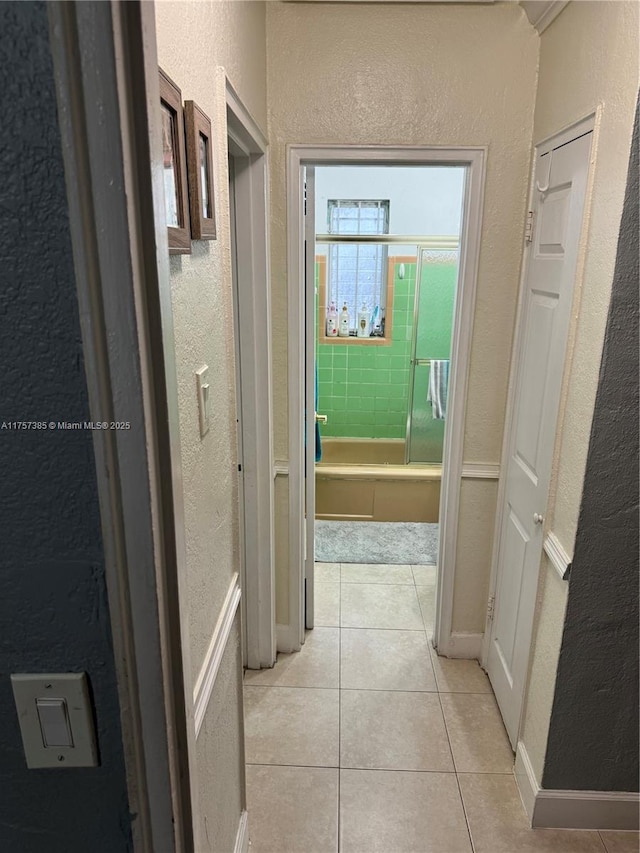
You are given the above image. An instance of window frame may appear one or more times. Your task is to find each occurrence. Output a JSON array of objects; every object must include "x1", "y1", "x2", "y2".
[{"x1": 323, "y1": 199, "x2": 390, "y2": 341}]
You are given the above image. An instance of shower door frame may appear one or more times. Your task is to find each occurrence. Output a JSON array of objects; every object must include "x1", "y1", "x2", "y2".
[{"x1": 286, "y1": 145, "x2": 487, "y2": 657}]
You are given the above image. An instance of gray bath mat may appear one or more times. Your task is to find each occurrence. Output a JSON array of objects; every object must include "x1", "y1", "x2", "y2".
[{"x1": 315, "y1": 520, "x2": 438, "y2": 565}]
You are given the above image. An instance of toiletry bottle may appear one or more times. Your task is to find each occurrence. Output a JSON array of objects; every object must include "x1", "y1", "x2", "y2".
[
  {"x1": 326, "y1": 301, "x2": 338, "y2": 337},
  {"x1": 338, "y1": 302, "x2": 350, "y2": 337},
  {"x1": 357, "y1": 303, "x2": 369, "y2": 338}
]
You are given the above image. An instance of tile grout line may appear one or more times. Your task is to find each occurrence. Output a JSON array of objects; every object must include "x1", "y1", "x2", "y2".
[{"x1": 436, "y1": 676, "x2": 477, "y2": 853}]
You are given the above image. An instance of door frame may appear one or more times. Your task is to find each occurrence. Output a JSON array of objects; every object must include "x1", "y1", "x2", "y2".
[
  {"x1": 286, "y1": 145, "x2": 487, "y2": 654},
  {"x1": 48, "y1": 1, "x2": 194, "y2": 849},
  {"x1": 481, "y1": 110, "x2": 600, "y2": 733},
  {"x1": 225, "y1": 74, "x2": 277, "y2": 670}
]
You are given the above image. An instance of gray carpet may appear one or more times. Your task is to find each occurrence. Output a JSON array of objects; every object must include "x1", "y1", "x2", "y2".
[{"x1": 315, "y1": 520, "x2": 439, "y2": 565}]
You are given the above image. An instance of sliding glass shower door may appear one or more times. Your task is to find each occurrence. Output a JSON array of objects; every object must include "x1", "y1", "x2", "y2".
[{"x1": 406, "y1": 246, "x2": 459, "y2": 464}]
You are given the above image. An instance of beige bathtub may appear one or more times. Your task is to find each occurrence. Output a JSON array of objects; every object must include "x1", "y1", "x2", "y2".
[{"x1": 315, "y1": 438, "x2": 440, "y2": 523}]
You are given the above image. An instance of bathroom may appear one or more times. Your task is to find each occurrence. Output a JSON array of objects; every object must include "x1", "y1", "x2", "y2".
[{"x1": 313, "y1": 165, "x2": 465, "y2": 592}]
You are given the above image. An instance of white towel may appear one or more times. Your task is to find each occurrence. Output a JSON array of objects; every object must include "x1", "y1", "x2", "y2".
[{"x1": 427, "y1": 360, "x2": 450, "y2": 420}]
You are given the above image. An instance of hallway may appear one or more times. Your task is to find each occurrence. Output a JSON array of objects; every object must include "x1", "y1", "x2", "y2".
[{"x1": 243, "y1": 563, "x2": 632, "y2": 852}]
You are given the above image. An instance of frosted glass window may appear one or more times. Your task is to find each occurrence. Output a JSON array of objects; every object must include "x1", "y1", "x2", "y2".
[{"x1": 327, "y1": 200, "x2": 389, "y2": 333}]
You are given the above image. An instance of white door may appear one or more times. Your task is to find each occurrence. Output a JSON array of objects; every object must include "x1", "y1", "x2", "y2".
[
  {"x1": 304, "y1": 166, "x2": 316, "y2": 632},
  {"x1": 487, "y1": 125, "x2": 593, "y2": 746}
]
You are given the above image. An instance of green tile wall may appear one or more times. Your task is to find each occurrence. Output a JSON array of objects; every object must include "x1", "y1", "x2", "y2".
[{"x1": 317, "y1": 260, "x2": 457, "y2": 440}]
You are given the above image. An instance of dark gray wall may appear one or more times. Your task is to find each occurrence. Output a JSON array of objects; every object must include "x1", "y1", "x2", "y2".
[
  {"x1": 543, "y1": 96, "x2": 639, "y2": 792},
  {"x1": 0, "y1": 3, "x2": 132, "y2": 849}
]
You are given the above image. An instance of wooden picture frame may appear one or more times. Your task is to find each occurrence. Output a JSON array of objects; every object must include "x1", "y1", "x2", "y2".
[
  {"x1": 184, "y1": 101, "x2": 217, "y2": 240},
  {"x1": 159, "y1": 68, "x2": 191, "y2": 254}
]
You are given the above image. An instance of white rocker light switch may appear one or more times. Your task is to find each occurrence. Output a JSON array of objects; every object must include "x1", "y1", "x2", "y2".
[{"x1": 11, "y1": 673, "x2": 98, "y2": 768}]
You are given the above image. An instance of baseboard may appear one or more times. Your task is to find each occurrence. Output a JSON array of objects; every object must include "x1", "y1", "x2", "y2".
[
  {"x1": 234, "y1": 810, "x2": 249, "y2": 853},
  {"x1": 515, "y1": 741, "x2": 640, "y2": 830},
  {"x1": 436, "y1": 632, "x2": 483, "y2": 659},
  {"x1": 514, "y1": 741, "x2": 539, "y2": 821},
  {"x1": 193, "y1": 574, "x2": 241, "y2": 738}
]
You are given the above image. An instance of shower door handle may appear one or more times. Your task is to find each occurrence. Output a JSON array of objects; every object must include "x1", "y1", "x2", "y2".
[{"x1": 315, "y1": 412, "x2": 328, "y2": 424}]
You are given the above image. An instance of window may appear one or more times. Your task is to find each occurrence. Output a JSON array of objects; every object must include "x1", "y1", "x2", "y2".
[{"x1": 327, "y1": 200, "x2": 389, "y2": 333}]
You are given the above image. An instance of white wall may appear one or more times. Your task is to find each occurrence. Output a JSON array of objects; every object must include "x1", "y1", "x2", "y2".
[
  {"x1": 154, "y1": 2, "x2": 267, "y2": 849},
  {"x1": 267, "y1": 0, "x2": 539, "y2": 632},
  {"x1": 520, "y1": 0, "x2": 640, "y2": 785}
]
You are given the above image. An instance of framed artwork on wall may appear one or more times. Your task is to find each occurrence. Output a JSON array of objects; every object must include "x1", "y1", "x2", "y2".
[
  {"x1": 184, "y1": 101, "x2": 217, "y2": 241},
  {"x1": 159, "y1": 68, "x2": 191, "y2": 254}
]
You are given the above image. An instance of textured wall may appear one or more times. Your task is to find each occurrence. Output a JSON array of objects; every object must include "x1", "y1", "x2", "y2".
[
  {"x1": 0, "y1": 3, "x2": 131, "y2": 850},
  {"x1": 267, "y1": 0, "x2": 539, "y2": 631},
  {"x1": 520, "y1": 0, "x2": 640, "y2": 786},
  {"x1": 542, "y1": 96, "x2": 639, "y2": 792},
  {"x1": 154, "y1": 1, "x2": 267, "y2": 847}
]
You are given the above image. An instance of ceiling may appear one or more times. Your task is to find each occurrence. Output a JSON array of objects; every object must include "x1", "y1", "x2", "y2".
[{"x1": 282, "y1": 0, "x2": 571, "y2": 34}]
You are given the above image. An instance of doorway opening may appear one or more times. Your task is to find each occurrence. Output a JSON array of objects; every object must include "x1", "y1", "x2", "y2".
[
  {"x1": 286, "y1": 146, "x2": 486, "y2": 656},
  {"x1": 312, "y1": 165, "x2": 466, "y2": 633}
]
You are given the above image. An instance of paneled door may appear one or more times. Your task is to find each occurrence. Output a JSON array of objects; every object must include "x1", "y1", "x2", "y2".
[{"x1": 487, "y1": 123, "x2": 593, "y2": 746}]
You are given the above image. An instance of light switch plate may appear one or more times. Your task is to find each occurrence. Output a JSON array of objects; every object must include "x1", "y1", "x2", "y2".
[
  {"x1": 195, "y1": 365, "x2": 210, "y2": 437},
  {"x1": 11, "y1": 673, "x2": 98, "y2": 768}
]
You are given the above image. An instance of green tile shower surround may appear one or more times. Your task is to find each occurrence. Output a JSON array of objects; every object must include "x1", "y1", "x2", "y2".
[{"x1": 317, "y1": 261, "x2": 456, "y2": 439}]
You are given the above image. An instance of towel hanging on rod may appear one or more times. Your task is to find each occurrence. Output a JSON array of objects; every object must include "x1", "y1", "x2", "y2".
[{"x1": 427, "y1": 360, "x2": 450, "y2": 420}]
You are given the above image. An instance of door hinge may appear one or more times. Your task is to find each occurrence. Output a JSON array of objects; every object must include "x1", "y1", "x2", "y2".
[
  {"x1": 303, "y1": 179, "x2": 307, "y2": 216},
  {"x1": 486, "y1": 595, "x2": 496, "y2": 622},
  {"x1": 525, "y1": 210, "x2": 534, "y2": 244}
]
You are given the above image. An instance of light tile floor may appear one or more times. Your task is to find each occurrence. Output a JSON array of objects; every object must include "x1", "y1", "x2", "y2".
[{"x1": 244, "y1": 563, "x2": 639, "y2": 853}]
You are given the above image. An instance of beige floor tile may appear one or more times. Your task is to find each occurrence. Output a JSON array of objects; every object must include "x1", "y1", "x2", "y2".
[
  {"x1": 246, "y1": 764, "x2": 338, "y2": 853},
  {"x1": 314, "y1": 582, "x2": 340, "y2": 627},
  {"x1": 340, "y1": 769, "x2": 472, "y2": 853},
  {"x1": 314, "y1": 562, "x2": 340, "y2": 583},
  {"x1": 244, "y1": 628, "x2": 339, "y2": 688},
  {"x1": 341, "y1": 562, "x2": 414, "y2": 584},
  {"x1": 459, "y1": 774, "x2": 608, "y2": 853},
  {"x1": 417, "y1": 583, "x2": 436, "y2": 628},
  {"x1": 440, "y1": 693, "x2": 513, "y2": 773},
  {"x1": 429, "y1": 646, "x2": 492, "y2": 693},
  {"x1": 412, "y1": 564, "x2": 437, "y2": 585},
  {"x1": 599, "y1": 831, "x2": 640, "y2": 853},
  {"x1": 341, "y1": 582, "x2": 423, "y2": 630},
  {"x1": 341, "y1": 689, "x2": 454, "y2": 771},
  {"x1": 341, "y1": 628, "x2": 437, "y2": 692},
  {"x1": 244, "y1": 686, "x2": 339, "y2": 767}
]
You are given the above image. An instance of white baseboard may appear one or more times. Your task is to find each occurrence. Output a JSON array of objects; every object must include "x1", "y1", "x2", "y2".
[
  {"x1": 435, "y1": 632, "x2": 483, "y2": 659},
  {"x1": 234, "y1": 810, "x2": 249, "y2": 853},
  {"x1": 193, "y1": 574, "x2": 241, "y2": 739},
  {"x1": 514, "y1": 740, "x2": 540, "y2": 821},
  {"x1": 515, "y1": 742, "x2": 640, "y2": 830}
]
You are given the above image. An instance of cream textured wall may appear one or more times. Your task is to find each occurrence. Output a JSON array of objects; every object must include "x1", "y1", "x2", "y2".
[
  {"x1": 266, "y1": 0, "x2": 539, "y2": 630},
  {"x1": 520, "y1": 0, "x2": 639, "y2": 786},
  {"x1": 452, "y1": 479, "x2": 498, "y2": 634},
  {"x1": 521, "y1": 557, "x2": 568, "y2": 782},
  {"x1": 154, "y1": 1, "x2": 267, "y2": 847},
  {"x1": 155, "y1": 0, "x2": 267, "y2": 684}
]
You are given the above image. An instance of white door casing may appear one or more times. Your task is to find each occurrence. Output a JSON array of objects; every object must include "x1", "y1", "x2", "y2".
[
  {"x1": 487, "y1": 123, "x2": 594, "y2": 747},
  {"x1": 304, "y1": 167, "x2": 316, "y2": 634},
  {"x1": 225, "y1": 77, "x2": 276, "y2": 670}
]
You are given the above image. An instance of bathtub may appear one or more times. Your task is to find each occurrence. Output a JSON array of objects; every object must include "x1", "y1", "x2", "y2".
[{"x1": 315, "y1": 438, "x2": 440, "y2": 523}]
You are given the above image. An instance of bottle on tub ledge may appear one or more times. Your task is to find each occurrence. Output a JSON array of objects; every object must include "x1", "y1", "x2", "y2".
[
  {"x1": 326, "y1": 301, "x2": 338, "y2": 337},
  {"x1": 338, "y1": 302, "x2": 350, "y2": 337},
  {"x1": 357, "y1": 303, "x2": 370, "y2": 338}
]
